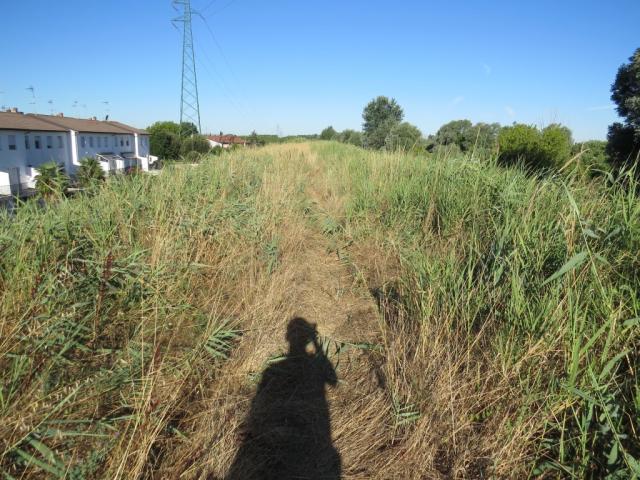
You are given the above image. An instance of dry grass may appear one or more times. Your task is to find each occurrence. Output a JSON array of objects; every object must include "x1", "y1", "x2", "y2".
[{"x1": 1, "y1": 142, "x2": 638, "y2": 479}]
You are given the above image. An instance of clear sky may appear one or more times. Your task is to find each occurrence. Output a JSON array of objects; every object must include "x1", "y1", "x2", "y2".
[{"x1": 1, "y1": 0, "x2": 638, "y2": 140}]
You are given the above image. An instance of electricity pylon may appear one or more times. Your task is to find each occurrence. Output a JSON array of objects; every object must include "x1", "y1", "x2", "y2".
[{"x1": 173, "y1": 0, "x2": 201, "y2": 135}]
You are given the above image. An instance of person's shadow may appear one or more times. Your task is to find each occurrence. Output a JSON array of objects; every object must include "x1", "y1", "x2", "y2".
[{"x1": 225, "y1": 318, "x2": 341, "y2": 480}]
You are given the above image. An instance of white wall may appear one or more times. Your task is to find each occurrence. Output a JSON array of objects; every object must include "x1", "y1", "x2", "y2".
[
  {"x1": 0, "y1": 130, "x2": 71, "y2": 187},
  {"x1": 76, "y1": 133, "x2": 135, "y2": 159}
]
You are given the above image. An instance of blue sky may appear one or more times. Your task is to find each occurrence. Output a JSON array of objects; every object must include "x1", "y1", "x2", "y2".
[{"x1": 1, "y1": 0, "x2": 638, "y2": 140}]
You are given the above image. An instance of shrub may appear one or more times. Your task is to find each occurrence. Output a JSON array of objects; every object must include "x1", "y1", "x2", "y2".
[
  {"x1": 35, "y1": 162, "x2": 69, "y2": 199},
  {"x1": 572, "y1": 140, "x2": 610, "y2": 177},
  {"x1": 339, "y1": 129, "x2": 363, "y2": 147},
  {"x1": 320, "y1": 126, "x2": 338, "y2": 140},
  {"x1": 385, "y1": 122, "x2": 423, "y2": 151},
  {"x1": 182, "y1": 150, "x2": 202, "y2": 163},
  {"x1": 498, "y1": 123, "x2": 573, "y2": 171},
  {"x1": 180, "y1": 135, "x2": 210, "y2": 156},
  {"x1": 210, "y1": 145, "x2": 224, "y2": 156},
  {"x1": 76, "y1": 157, "x2": 105, "y2": 188},
  {"x1": 150, "y1": 130, "x2": 181, "y2": 159}
]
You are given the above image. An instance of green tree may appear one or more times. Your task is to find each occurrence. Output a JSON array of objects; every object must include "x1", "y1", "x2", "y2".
[
  {"x1": 540, "y1": 124, "x2": 573, "y2": 168},
  {"x1": 180, "y1": 122, "x2": 199, "y2": 137},
  {"x1": 385, "y1": 122, "x2": 423, "y2": 151},
  {"x1": 434, "y1": 120, "x2": 500, "y2": 153},
  {"x1": 35, "y1": 162, "x2": 69, "y2": 199},
  {"x1": 77, "y1": 157, "x2": 105, "y2": 188},
  {"x1": 339, "y1": 129, "x2": 363, "y2": 147},
  {"x1": 498, "y1": 123, "x2": 573, "y2": 171},
  {"x1": 434, "y1": 120, "x2": 474, "y2": 151},
  {"x1": 149, "y1": 130, "x2": 181, "y2": 159},
  {"x1": 607, "y1": 48, "x2": 640, "y2": 169},
  {"x1": 362, "y1": 96, "x2": 404, "y2": 149},
  {"x1": 180, "y1": 135, "x2": 211, "y2": 156},
  {"x1": 320, "y1": 126, "x2": 338, "y2": 140}
]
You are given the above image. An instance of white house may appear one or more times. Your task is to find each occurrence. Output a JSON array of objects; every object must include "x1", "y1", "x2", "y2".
[{"x1": 0, "y1": 109, "x2": 157, "y2": 196}]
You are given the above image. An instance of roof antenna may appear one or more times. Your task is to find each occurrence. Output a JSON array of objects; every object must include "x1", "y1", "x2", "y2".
[
  {"x1": 26, "y1": 85, "x2": 36, "y2": 113},
  {"x1": 48, "y1": 99, "x2": 54, "y2": 115}
]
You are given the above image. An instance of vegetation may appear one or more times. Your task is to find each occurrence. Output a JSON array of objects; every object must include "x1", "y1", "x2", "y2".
[
  {"x1": 498, "y1": 123, "x2": 574, "y2": 171},
  {"x1": 607, "y1": 48, "x2": 640, "y2": 171},
  {"x1": 147, "y1": 121, "x2": 209, "y2": 160},
  {"x1": 34, "y1": 162, "x2": 69, "y2": 199},
  {"x1": 432, "y1": 119, "x2": 501, "y2": 154},
  {"x1": 362, "y1": 96, "x2": 404, "y2": 149},
  {"x1": 2, "y1": 142, "x2": 638, "y2": 478},
  {"x1": 76, "y1": 157, "x2": 105, "y2": 188},
  {"x1": 320, "y1": 126, "x2": 338, "y2": 140}
]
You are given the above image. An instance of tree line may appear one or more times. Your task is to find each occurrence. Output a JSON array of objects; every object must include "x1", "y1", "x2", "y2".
[{"x1": 321, "y1": 47, "x2": 640, "y2": 177}]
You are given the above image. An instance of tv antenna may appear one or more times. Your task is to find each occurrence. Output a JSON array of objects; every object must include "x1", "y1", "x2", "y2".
[{"x1": 26, "y1": 86, "x2": 36, "y2": 112}]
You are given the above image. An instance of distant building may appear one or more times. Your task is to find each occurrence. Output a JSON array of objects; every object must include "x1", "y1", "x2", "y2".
[
  {"x1": 0, "y1": 109, "x2": 157, "y2": 196},
  {"x1": 207, "y1": 134, "x2": 247, "y2": 149}
]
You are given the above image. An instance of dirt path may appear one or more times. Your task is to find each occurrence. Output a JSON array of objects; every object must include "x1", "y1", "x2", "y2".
[{"x1": 165, "y1": 144, "x2": 403, "y2": 479}]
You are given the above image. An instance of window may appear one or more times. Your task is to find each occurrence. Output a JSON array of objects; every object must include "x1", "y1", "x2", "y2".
[
  {"x1": 97, "y1": 136, "x2": 102, "y2": 148},
  {"x1": 89, "y1": 136, "x2": 94, "y2": 148},
  {"x1": 35, "y1": 136, "x2": 41, "y2": 149},
  {"x1": 25, "y1": 135, "x2": 30, "y2": 150},
  {"x1": 0, "y1": 136, "x2": 3, "y2": 150},
  {"x1": 120, "y1": 139, "x2": 124, "y2": 147},
  {"x1": 114, "y1": 137, "x2": 118, "y2": 148},
  {"x1": 126, "y1": 139, "x2": 130, "y2": 147},
  {"x1": 81, "y1": 136, "x2": 86, "y2": 148},
  {"x1": 104, "y1": 136, "x2": 108, "y2": 147},
  {"x1": 57, "y1": 136, "x2": 63, "y2": 148},
  {"x1": 47, "y1": 136, "x2": 53, "y2": 149},
  {"x1": 8, "y1": 135, "x2": 16, "y2": 150}
]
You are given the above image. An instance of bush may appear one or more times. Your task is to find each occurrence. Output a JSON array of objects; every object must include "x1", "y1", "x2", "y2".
[
  {"x1": 384, "y1": 122, "x2": 423, "y2": 151},
  {"x1": 498, "y1": 123, "x2": 573, "y2": 171},
  {"x1": 362, "y1": 96, "x2": 404, "y2": 149},
  {"x1": 182, "y1": 150, "x2": 202, "y2": 163},
  {"x1": 339, "y1": 129, "x2": 363, "y2": 147},
  {"x1": 35, "y1": 162, "x2": 69, "y2": 199},
  {"x1": 210, "y1": 145, "x2": 224, "y2": 156},
  {"x1": 180, "y1": 135, "x2": 210, "y2": 156},
  {"x1": 150, "y1": 130, "x2": 181, "y2": 160},
  {"x1": 320, "y1": 126, "x2": 338, "y2": 141},
  {"x1": 77, "y1": 157, "x2": 105, "y2": 188},
  {"x1": 572, "y1": 140, "x2": 610, "y2": 177}
]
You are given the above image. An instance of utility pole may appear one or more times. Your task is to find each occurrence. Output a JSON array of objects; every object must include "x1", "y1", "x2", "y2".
[{"x1": 173, "y1": 0, "x2": 201, "y2": 135}]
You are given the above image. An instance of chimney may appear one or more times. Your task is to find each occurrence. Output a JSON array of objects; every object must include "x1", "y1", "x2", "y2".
[
  {"x1": 57, "y1": 112, "x2": 64, "y2": 117},
  {"x1": 10, "y1": 107, "x2": 22, "y2": 114},
  {"x1": 91, "y1": 116, "x2": 97, "y2": 121}
]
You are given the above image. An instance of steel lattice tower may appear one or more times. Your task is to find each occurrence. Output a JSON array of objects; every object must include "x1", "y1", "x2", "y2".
[{"x1": 173, "y1": 0, "x2": 201, "y2": 134}]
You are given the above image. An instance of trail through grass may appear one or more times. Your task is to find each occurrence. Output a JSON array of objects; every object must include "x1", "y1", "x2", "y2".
[{"x1": 1, "y1": 142, "x2": 638, "y2": 479}]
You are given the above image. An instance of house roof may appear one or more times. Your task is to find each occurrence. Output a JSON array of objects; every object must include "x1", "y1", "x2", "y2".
[
  {"x1": 207, "y1": 134, "x2": 247, "y2": 144},
  {"x1": 0, "y1": 111, "x2": 67, "y2": 132},
  {"x1": 0, "y1": 111, "x2": 148, "y2": 135},
  {"x1": 29, "y1": 114, "x2": 135, "y2": 134}
]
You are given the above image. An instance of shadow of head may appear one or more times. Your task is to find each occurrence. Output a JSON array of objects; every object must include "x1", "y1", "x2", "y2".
[{"x1": 286, "y1": 317, "x2": 319, "y2": 355}]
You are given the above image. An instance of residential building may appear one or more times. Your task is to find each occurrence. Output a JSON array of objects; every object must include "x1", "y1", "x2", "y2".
[
  {"x1": 206, "y1": 134, "x2": 247, "y2": 149},
  {"x1": 0, "y1": 109, "x2": 157, "y2": 196}
]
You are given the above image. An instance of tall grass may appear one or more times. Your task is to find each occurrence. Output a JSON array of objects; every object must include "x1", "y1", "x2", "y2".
[
  {"x1": 315, "y1": 141, "x2": 640, "y2": 477},
  {"x1": 1, "y1": 142, "x2": 638, "y2": 478}
]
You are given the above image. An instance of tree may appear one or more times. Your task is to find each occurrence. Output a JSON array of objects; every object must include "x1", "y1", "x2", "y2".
[
  {"x1": 607, "y1": 48, "x2": 640, "y2": 169},
  {"x1": 149, "y1": 130, "x2": 181, "y2": 159},
  {"x1": 320, "y1": 126, "x2": 338, "y2": 140},
  {"x1": 77, "y1": 157, "x2": 105, "y2": 188},
  {"x1": 339, "y1": 129, "x2": 363, "y2": 147},
  {"x1": 35, "y1": 162, "x2": 69, "y2": 199},
  {"x1": 540, "y1": 124, "x2": 573, "y2": 168},
  {"x1": 433, "y1": 120, "x2": 500, "y2": 153},
  {"x1": 434, "y1": 120, "x2": 474, "y2": 151},
  {"x1": 180, "y1": 122, "x2": 199, "y2": 137},
  {"x1": 362, "y1": 96, "x2": 404, "y2": 149},
  {"x1": 385, "y1": 122, "x2": 423, "y2": 151},
  {"x1": 180, "y1": 134, "x2": 211, "y2": 156},
  {"x1": 498, "y1": 123, "x2": 573, "y2": 171}
]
